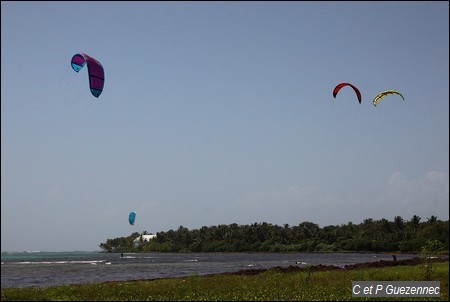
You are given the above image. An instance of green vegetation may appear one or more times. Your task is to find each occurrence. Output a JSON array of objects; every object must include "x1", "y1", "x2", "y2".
[
  {"x1": 99, "y1": 215, "x2": 449, "y2": 253},
  {"x1": 420, "y1": 239, "x2": 445, "y2": 281},
  {"x1": 2, "y1": 261, "x2": 448, "y2": 301}
]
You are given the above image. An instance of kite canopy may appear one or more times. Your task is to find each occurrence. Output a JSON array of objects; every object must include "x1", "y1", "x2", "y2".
[
  {"x1": 71, "y1": 52, "x2": 104, "y2": 98},
  {"x1": 129, "y1": 212, "x2": 136, "y2": 226},
  {"x1": 373, "y1": 90, "x2": 404, "y2": 107},
  {"x1": 333, "y1": 83, "x2": 362, "y2": 104}
]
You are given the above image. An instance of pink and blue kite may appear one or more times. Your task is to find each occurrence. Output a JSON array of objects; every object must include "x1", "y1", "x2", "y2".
[{"x1": 71, "y1": 52, "x2": 105, "y2": 98}]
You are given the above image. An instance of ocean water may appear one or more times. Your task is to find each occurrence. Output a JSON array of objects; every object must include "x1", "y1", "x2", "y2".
[{"x1": 1, "y1": 251, "x2": 418, "y2": 288}]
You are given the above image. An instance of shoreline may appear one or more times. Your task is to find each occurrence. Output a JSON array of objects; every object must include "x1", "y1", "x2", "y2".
[
  {"x1": 97, "y1": 256, "x2": 449, "y2": 285},
  {"x1": 3, "y1": 259, "x2": 448, "y2": 301},
  {"x1": 2, "y1": 254, "x2": 447, "y2": 289},
  {"x1": 221, "y1": 256, "x2": 449, "y2": 276}
]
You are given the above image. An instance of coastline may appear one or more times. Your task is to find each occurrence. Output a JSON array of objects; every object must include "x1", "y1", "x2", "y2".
[
  {"x1": 2, "y1": 257, "x2": 448, "y2": 301},
  {"x1": 95, "y1": 255, "x2": 449, "y2": 285},
  {"x1": 221, "y1": 256, "x2": 449, "y2": 276},
  {"x1": 2, "y1": 252, "x2": 447, "y2": 289}
]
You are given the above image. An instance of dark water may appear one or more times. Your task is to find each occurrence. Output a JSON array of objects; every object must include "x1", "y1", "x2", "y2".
[{"x1": 1, "y1": 251, "x2": 418, "y2": 288}]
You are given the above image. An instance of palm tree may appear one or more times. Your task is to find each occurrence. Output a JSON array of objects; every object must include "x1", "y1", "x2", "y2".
[
  {"x1": 394, "y1": 216, "x2": 404, "y2": 240},
  {"x1": 426, "y1": 215, "x2": 438, "y2": 224},
  {"x1": 411, "y1": 215, "x2": 421, "y2": 234}
]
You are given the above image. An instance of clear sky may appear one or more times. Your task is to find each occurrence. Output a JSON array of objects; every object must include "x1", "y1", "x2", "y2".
[{"x1": 2, "y1": 1, "x2": 448, "y2": 252}]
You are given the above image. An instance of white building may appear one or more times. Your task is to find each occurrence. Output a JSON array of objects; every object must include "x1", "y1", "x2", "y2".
[{"x1": 133, "y1": 234, "x2": 157, "y2": 246}]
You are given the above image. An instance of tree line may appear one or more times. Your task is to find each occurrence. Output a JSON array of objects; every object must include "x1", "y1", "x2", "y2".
[{"x1": 99, "y1": 215, "x2": 448, "y2": 253}]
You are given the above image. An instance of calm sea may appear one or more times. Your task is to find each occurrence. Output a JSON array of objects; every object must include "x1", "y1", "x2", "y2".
[{"x1": 1, "y1": 251, "x2": 418, "y2": 288}]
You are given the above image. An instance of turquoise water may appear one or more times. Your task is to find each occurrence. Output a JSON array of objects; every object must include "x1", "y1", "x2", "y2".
[{"x1": 1, "y1": 251, "x2": 418, "y2": 288}]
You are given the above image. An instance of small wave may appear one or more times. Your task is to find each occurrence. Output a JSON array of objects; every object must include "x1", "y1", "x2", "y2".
[{"x1": 16, "y1": 260, "x2": 106, "y2": 265}]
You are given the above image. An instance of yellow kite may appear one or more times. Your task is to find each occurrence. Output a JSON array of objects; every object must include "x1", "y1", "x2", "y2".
[{"x1": 373, "y1": 90, "x2": 404, "y2": 107}]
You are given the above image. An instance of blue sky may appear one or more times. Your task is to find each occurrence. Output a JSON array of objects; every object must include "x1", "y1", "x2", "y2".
[{"x1": 2, "y1": 1, "x2": 448, "y2": 252}]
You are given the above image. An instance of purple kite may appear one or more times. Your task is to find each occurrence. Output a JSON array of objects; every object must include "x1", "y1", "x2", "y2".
[
  {"x1": 333, "y1": 82, "x2": 362, "y2": 104},
  {"x1": 71, "y1": 52, "x2": 105, "y2": 98}
]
